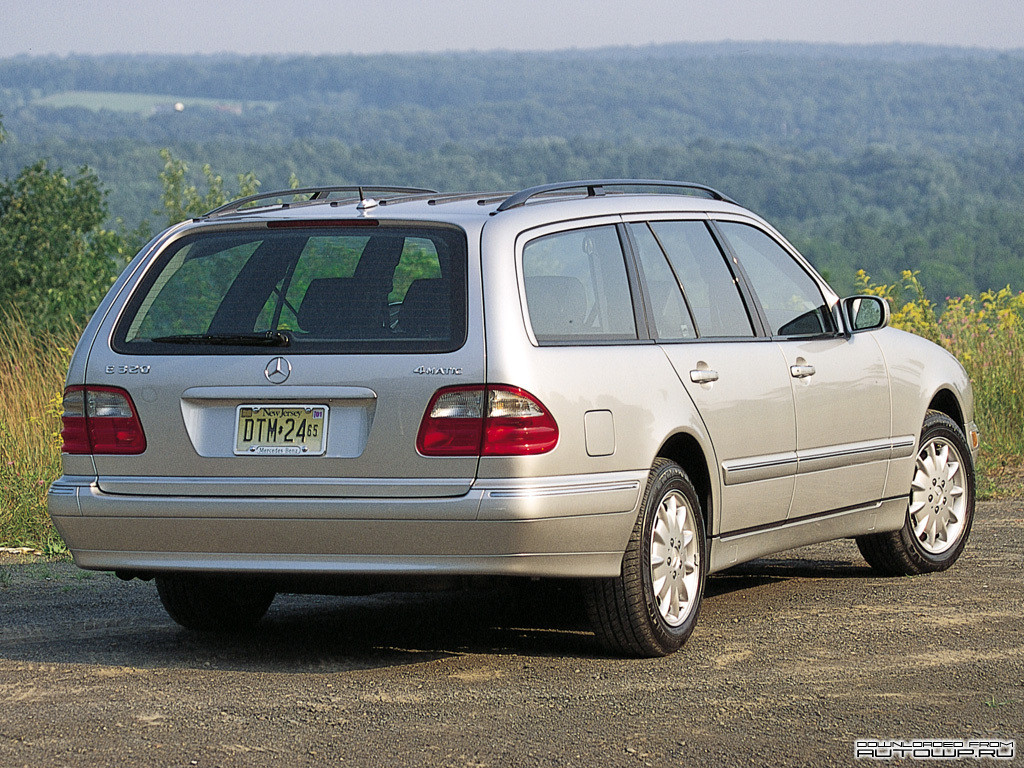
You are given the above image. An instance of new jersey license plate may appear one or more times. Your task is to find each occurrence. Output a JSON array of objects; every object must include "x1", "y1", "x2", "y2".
[{"x1": 234, "y1": 404, "x2": 328, "y2": 456}]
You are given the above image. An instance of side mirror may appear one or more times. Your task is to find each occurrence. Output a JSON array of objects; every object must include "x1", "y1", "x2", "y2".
[{"x1": 842, "y1": 295, "x2": 890, "y2": 332}]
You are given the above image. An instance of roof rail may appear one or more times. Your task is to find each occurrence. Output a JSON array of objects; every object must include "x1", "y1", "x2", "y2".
[
  {"x1": 423, "y1": 191, "x2": 511, "y2": 207},
  {"x1": 495, "y1": 179, "x2": 737, "y2": 212},
  {"x1": 204, "y1": 185, "x2": 438, "y2": 217}
]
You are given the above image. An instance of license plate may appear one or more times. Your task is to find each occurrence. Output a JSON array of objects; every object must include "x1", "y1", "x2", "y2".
[{"x1": 234, "y1": 404, "x2": 328, "y2": 456}]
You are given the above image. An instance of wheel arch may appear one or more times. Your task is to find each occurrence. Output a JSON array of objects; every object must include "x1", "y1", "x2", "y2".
[
  {"x1": 656, "y1": 432, "x2": 714, "y2": 534},
  {"x1": 927, "y1": 387, "x2": 966, "y2": 432}
]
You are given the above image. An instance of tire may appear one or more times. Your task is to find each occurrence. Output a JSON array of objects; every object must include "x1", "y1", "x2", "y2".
[
  {"x1": 585, "y1": 458, "x2": 707, "y2": 657},
  {"x1": 857, "y1": 410, "x2": 975, "y2": 576},
  {"x1": 155, "y1": 574, "x2": 275, "y2": 631}
]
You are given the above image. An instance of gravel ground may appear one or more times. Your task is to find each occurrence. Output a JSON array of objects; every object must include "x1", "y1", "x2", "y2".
[{"x1": 1, "y1": 500, "x2": 1021, "y2": 768}]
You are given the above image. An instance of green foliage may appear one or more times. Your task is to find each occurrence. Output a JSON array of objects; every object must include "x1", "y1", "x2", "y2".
[
  {"x1": 0, "y1": 160, "x2": 135, "y2": 329},
  {"x1": 158, "y1": 148, "x2": 259, "y2": 226},
  {"x1": 854, "y1": 269, "x2": 940, "y2": 343},
  {"x1": 4, "y1": 136, "x2": 1023, "y2": 304},
  {"x1": 3, "y1": 49, "x2": 1024, "y2": 303},
  {"x1": 31, "y1": 90, "x2": 276, "y2": 115},
  {"x1": 4, "y1": 47, "x2": 1024, "y2": 155},
  {"x1": 940, "y1": 288, "x2": 1024, "y2": 460}
]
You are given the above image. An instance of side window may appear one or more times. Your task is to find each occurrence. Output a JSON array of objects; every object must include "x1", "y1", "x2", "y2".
[
  {"x1": 716, "y1": 222, "x2": 835, "y2": 338},
  {"x1": 522, "y1": 225, "x2": 637, "y2": 342},
  {"x1": 648, "y1": 221, "x2": 755, "y2": 338},
  {"x1": 627, "y1": 223, "x2": 696, "y2": 341}
]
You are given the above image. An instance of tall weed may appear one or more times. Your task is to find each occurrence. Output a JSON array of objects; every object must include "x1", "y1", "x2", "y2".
[{"x1": 0, "y1": 312, "x2": 76, "y2": 551}]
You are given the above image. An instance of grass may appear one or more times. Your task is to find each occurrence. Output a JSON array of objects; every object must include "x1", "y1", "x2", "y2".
[
  {"x1": 32, "y1": 90, "x2": 277, "y2": 115},
  {"x1": 983, "y1": 693, "x2": 1012, "y2": 708},
  {"x1": 0, "y1": 275, "x2": 1022, "y2": 550},
  {"x1": 0, "y1": 313, "x2": 76, "y2": 553}
]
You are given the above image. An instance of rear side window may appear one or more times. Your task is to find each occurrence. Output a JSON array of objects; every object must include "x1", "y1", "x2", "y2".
[
  {"x1": 648, "y1": 221, "x2": 755, "y2": 338},
  {"x1": 715, "y1": 222, "x2": 835, "y2": 338},
  {"x1": 627, "y1": 223, "x2": 696, "y2": 341},
  {"x1": 522, "y1": 225, "x2": 638, "y2": 343},
  {"x1": 114, "y1": 224, "x2": 467, "y2": 354}
]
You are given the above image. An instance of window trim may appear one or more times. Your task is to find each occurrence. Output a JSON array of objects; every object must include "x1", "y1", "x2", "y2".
[
  {"x1": 705, "y1": 219, "x2": 773, "y2": 338},
  {"x1": 620, "y1": 221, "x2": 696, "y2": 342},
  {"x1": 616, "y1": 223, "x2": 654, "y2": 342}
]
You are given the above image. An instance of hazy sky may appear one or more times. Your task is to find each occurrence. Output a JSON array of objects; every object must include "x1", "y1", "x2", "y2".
[{"x1": 1, "y1": 0, "x2": 1022, "y2": 57}]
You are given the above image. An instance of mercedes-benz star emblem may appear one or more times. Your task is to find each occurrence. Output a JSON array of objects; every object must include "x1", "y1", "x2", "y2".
[{"x1": 264, "y1": 357, "x2": 291, "y2": 384}]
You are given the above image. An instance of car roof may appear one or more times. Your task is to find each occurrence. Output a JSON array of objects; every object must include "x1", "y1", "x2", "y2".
[{"x1": 191, "y1": 180, "x2": 758, "y2": 231}]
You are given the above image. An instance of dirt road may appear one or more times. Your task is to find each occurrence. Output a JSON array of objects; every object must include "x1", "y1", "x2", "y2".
[{"x1": 1, "y1": 501, "x2": 1021, "y2": 767}]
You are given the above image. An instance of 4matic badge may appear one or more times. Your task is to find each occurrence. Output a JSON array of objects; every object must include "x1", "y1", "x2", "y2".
[{"x1": 413, "y1": 366, "x2": 463, "y2": 375}]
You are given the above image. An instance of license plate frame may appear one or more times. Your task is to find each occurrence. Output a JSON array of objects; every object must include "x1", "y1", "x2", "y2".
[{"x1": 234, "y1": 404, "x2": 329, "y2": 456}]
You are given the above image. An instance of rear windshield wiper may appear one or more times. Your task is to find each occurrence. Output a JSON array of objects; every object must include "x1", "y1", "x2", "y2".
[{"x1": 150, "y1": 331, "x2": 291, "y2": 347}]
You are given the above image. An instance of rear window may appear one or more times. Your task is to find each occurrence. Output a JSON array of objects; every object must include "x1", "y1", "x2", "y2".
[{"x1": 113, "y1": 224, "x2": 468, "y2": 354}]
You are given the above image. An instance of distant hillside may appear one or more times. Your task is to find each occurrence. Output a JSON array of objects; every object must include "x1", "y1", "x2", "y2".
[
  {"x1": 1, "y1": 44, "x2": 1023, "y2": 301},
  {"x1": 2, "y1": 45, "x2": 1023, "y2": 153}
]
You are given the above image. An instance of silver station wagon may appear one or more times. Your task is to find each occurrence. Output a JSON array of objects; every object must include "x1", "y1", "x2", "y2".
[{"x1": 49, "y1": 180, "x2": 979, "y2": 657}]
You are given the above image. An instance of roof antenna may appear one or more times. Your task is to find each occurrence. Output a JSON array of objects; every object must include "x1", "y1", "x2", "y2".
[{"x1": 356, "y1": 186, "x2": 379, "y2": 212}]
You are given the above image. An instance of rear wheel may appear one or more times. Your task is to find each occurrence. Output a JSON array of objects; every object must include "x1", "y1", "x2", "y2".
[
  {"x1": 857, "y1": 411, "x2": 975, "y2": 575},
  {"x1": 585, "y1": 458, "x2": 707, "y2": 657},
  {"x1": 156, "y1": 574, "x2": 275, "y2": 631}
]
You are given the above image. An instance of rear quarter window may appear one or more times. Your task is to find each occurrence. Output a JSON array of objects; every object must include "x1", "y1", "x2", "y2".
[{"x1": 522, "y1": 225, "x2": 638, "y2": 343}]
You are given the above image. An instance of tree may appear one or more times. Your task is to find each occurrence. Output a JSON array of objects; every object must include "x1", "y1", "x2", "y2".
[
  {"x1": 0, "y1": 161, "x2": 132, "y2": 328},
  {"x1": 159, "y1": 149, "x2": 260, "y2": 226}
]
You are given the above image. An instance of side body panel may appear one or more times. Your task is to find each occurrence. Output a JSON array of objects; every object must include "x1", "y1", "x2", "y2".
[
  {"x1": 475, "y1": 213, "x2": 717, "y2": 549},
  {"x1": 873, "y1": 326, "x2": 977, "y2": 501},
  {"x1": 662, "y1": 340, "x2": 797, "y2": 532},
  {"x1": 778, "y1": 333, "x2": 897, "y2": 519}
]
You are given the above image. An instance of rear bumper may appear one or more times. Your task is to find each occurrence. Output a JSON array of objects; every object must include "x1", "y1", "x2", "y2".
[{"x1": 48, "y1": 473, "x2": 643, "y2": 579}]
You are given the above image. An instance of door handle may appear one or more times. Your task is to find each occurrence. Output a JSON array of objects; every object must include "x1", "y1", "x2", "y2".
[
  {"x1": 690, "y1": 369, "x2": 720, "y2": 384},
  {"x1": 790, "y1": 364, "x2": 816, "y2": 379}
]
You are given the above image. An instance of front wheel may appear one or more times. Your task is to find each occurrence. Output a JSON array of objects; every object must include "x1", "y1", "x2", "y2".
[
  {"x1": 585, "y1": 459, "x2": 707, "y2": 657},
  {"x1": 156, "y1": 574, "x2": 275, "y2": 631},
  {"x1": 857, "y1": 411, "x2": 975, "y2": 576}
]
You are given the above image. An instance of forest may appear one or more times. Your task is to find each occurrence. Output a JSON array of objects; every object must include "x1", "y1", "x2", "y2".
[{"x1": 1, "y1": 42, "x2": 1024, "y2": 301}]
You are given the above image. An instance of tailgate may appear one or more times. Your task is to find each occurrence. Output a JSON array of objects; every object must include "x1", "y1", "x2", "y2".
[{"x1": 83, "y1": 220, "x2": 483, "y2": 500}]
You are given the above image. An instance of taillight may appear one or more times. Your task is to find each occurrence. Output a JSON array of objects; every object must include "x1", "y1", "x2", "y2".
[
  {"x1": 60, "y1": 388, "x2": 90, "y2": 454},
  {"x1": 416, "y1": 385, "x2": 558, "y2": 457},
  {"x1": 61, "y1": 386, "x2": 147, "y2": 455}
]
